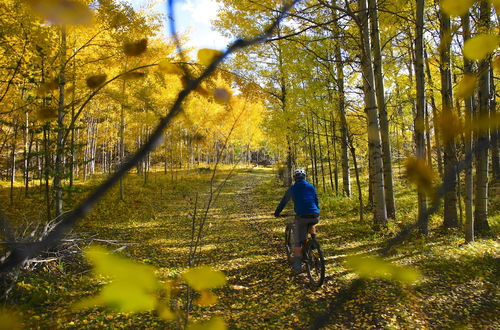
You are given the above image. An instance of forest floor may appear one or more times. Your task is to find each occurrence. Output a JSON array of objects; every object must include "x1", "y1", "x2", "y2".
[{"x1": 1, "y1": 167, "x2": 499, "y2": 329}]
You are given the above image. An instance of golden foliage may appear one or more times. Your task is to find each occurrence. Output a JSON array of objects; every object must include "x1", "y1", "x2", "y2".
[
  {"x1": 124, "y1": 39, "x2": 148, "y2": 57},
  {"x1": 404, "y1": 157, "x2": 435, "y2": 195},
  {"x1": 463, "y1": 34, "x2": 499, "y2": 61},
  {"x1": 27, "y1": 0, "x2": 93, "y2": 25},
  {"x1": 441, "y1": 0, "x2": 475, "y2": 17},
  {"x1": 455, "y1": 74, "x2": 477, "y2": 99},
  {"x1": 346, "y1": 255, "x2": 421, "y2": 283},
  {"x1": 182, "y1": 266, "x2": 226, "y2": 291},
  {"x1": 437, "y1": 110, "x2": 464, "y2": 143},
  {"x1": 187, "y1": 316, "x2": 227, "y2": 330},
  {"x1": 158, "y1": 60, "x2": 183, "y2": 75},
  {"x1": 197, "y1": 48, "x2": 223, "y2": 66}
]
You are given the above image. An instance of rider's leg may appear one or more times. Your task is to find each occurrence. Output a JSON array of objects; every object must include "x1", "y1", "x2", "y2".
[{"x1": 308, "y1": 225, "x2": 316, "y2": 235}]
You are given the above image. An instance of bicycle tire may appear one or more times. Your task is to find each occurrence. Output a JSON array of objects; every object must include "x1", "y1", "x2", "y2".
[
  {"x1": 304, "y1": 239, "x2": 325, "y2": 288},
  {"x1": 284, "y1": 224, "x2": 293, "y2": 263}
]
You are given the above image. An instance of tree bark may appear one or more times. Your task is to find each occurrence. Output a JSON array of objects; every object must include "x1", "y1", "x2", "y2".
[
  {"x1": 415, "y1": 0, "x2": 428, "y2": 234},
  {"x1": 439, "y1": 8, "x2": 459, "y2": 228},
  {"x1": 474, "y1": 0, "x2": 491, "y2": 232},
  {"x1": 462, "y1": 12, "x2": 474, "y2": 242},
  {"x1": 359, "y1": 0, "x2": 387, "y2": 226},
  {"x1": 369, "y1": 0, "x2": 395, "y2": 219}
]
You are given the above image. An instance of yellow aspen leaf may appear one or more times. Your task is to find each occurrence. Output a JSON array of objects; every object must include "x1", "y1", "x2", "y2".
[
  {"x1": 197, "y1": 48, "x2": 223, "y2": 66},
  {"x1": 124, "y1": 39, "x2": 148, "y2": 57},
  {"x1": 36, "y1": 107, "x2": 58, "y2": 121},
  {"x1": 463, "y1": 34, "x2": 499, "y2": 61},
  {"x1": 437, "y1": 110, "x2": 464, "y2": 143},
  {"x1": 0, "y1": 309, "x2": 23, "y2": 330},
  {"x1": 182, "y1": 266, "x2": 226, "y2": 291},
  {"x1": 75, "y1": 245, "x2": 159, "y2": 313},
  {"x1": 195, "y1": 290, "x2": 218, "y2": 307},
  {"x1": 346, "y1": 255, "x2": 421, "y2": 284},
  {"x1": 28, "y1": 0, "x2": 93, "y2": 25},
  {"x1": 36, "y1": 78, "x2": 59, "y2": 96},
  {"x1": 441, "y1": 0, "x2": 475, "y2": 16},
  {"x1": 86, "y1": 74, "x2": 107, "y2": 88},
  {"x1": 455, "y1": 74, "x2": 477, "y2": 99},
  {"x1": 158, "y1": 60, "x2": 183, "y2": 75},
  {"x1": 195, "y1": 84, "x2": 210, "y2": 98},
  {"x1": 404, "y1": 157, "x2": 435, "y2": 195},
  {"x1": 493, "y1": 56, "x2": 500, "y2": 71},
  {"x1": 187, "y1": 317, "x2": 227, "y2": 330},
  {"x1": 122, "y1": 71, "x2": 146, "y2": 80},
  {"x1": 158, "y1": 305, "x2": 176, "y2": 321},
  {"x1": 214, "y1": 88, "x2": 232, "y2": 104}
]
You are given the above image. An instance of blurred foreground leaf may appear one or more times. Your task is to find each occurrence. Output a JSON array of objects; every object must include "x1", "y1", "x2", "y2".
[
  {"x1": 75, "y1": 245, "x2": 159, "y2": 312},
  {"x1": 28, "y1": 0, "x2": 93, "y2": 25},
  {"x1": 463, "y1": 34, "x2": 499, "y2": 61},
  {"x1": 182, "y1": 266, "x2": 226, "y2": 291},
  {"x1": 198, "y1": 49, "x2": 223, "y2": 66},
  {"x1": 346, "y1": 255, "x2": 421, "y2": 283}
]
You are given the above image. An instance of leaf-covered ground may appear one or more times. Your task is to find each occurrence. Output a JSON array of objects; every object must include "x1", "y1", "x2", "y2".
[{"x1": 1, "y1": 168, "x2": 499, "y2": 328}]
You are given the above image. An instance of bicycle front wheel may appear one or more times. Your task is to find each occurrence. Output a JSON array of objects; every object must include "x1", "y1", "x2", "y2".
[{"x1": 304, "y1": 239, "x2": 325, "y2": 288}]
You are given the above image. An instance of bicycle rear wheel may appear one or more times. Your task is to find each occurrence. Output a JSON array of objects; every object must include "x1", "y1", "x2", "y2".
[
  {"x1": 304, "y1": 239, "x2": 325, "y2": 288},
  {"x1": 284, "y1": 225, "x2": 293, "y2": 263}
]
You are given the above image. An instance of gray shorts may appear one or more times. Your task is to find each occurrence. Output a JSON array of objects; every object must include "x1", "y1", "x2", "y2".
[{"x1": 293, "y1": 215, "x2": 319, "y2": 247}]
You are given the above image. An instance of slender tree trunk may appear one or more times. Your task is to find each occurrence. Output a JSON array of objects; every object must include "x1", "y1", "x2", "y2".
[
  {"x1": 359, "y1": 0, "x2": 387, "y2": 226},
  {"x1": 474, "y1": 0, "x2": 491, "y2": 232},
  {"x1": 462, "y1": 13, "x2": 474, "y2": 242},
  {"x1": 54, "y1": 25, "x2": 67, "y2": 216},
  {"x1": 490, "y1": 65, "x2": 499, "y2": 180},
  {"x1": 425, "y1": 50, "x2": 444, "y2": 177},
  {"x1": 439, "y1": 8, "x2": 459, "y2": 228},
  {"x1": 324, "y1": 116, "x2": 335, "y2": 192},
  {"x1": 333, "y1": 25, "x2": 351, "y2": 197},
  {"x1": 350, "y1": 144, "x2": 364, "y2": 222},
  {"x1": 330, "y1": 114, "x2": 339, "y2": 195},
  {"x1": 415, "y1": 0, "x2": 428, "y2": 234},
  {"x1": 10, "y1": 122, "x2": 18, "y2": 206},
  {"x1": 369, "y1": 0, "x2": 395, "y2": 219},
  {"x1": 317, "y1": 117, "x2": 326, "y2": 192}
]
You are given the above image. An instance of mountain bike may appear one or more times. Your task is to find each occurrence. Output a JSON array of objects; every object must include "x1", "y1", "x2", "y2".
[{"x1": 283, "y1": 215, "x2": 325, "y2": 289}]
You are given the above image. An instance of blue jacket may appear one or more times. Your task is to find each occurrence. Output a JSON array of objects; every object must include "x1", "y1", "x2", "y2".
[{"x1": 274, "y1": 179, "x2": 319, "y2": 216}]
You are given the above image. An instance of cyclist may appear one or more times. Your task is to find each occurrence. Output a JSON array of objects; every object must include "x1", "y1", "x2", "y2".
[{"x1": 274, "y1": 168, "x2": 319, "y2": 273}]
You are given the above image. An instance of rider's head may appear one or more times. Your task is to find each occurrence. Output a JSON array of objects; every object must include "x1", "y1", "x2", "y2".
[{"x1": 293, "y1": 168, "x2": 306, "y2": 181}]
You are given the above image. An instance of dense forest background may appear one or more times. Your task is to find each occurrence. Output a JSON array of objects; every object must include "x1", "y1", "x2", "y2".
[{"x1": 0, "y1": 0, "x2": 498, "y2": 328}]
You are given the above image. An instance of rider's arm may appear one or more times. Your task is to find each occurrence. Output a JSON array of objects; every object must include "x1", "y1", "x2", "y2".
[{"x1": 274, "y1": 187, "x2": 292, "y2": 217}]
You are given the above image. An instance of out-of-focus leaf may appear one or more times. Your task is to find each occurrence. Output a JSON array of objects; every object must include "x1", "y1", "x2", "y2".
[
  {"x1": 36, "y1": 107, "x2": 58, "y2": 121},
  {"x1": 86, "y1": 74, "x2": 107, "y2": 88},
  {"x1": 404, "y1": 157, "x2": 435, "y2": 195},
  {"x1": 0, "y1": 309, "x2": 22, "y2": 330},
  {"x1": 75, "y1": 245, "x2": 159, "y2": 313},
  {"x1": 122, "y1": 71, "x2": 146, "y2": 80},
  {"x1": 36, "y1": 78, "x2": 59, "y2": 96},
  {"x1": 197, "y1": 48, "x2": 223, "y2": 66},
  {"x1": 194, "y1": 290, "x2": 218, "y2": 306},
  {"x1": 214, "y1": 88, "x2": 232, "y2": 104},
  {"x1": 158, "y1": 60, "x2": 183, "y2": 75},
  {"x1": 456, "y1": 74, "x2": 477, "y2": 99},
  {"x1": 441, "y1": 0, "x2": 475, "y2": 16},
  {"x1": 346, "y1": 255, "x2": 421, "y2": 284},
  {"x1": 187, "y1": 317, "x2": 227, "y2": 330},
  {"x1": 158, "y1": 304, "x2": 176, "y2": 321},
  {"x1": 463, "y1": 34, "x2": 499, "y2": 61},
  {"x1": 124, "y1": 39, "x2": 148, "y2": 56},
  {"x1": 437, "y1": 110, "x2": 464, "y2": 143},
  {"x1": 28, "y1": 0, "x2": 93, "y2": 25},
  {"x1": 493, "y1": 56, "x2": 500, "y2": 71},
  {"x1": 182, "y1": 266, "x2": 226, "y2": 291}
]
